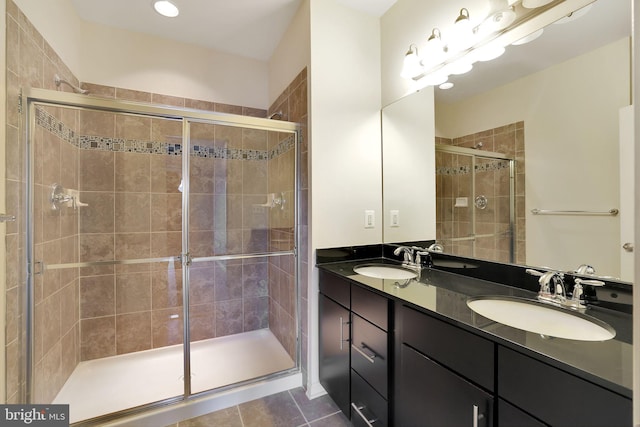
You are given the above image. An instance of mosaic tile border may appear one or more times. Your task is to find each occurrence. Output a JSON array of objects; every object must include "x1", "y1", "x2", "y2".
[
  {"x1": 437, "y1": 160, "x2": 510, "y2": 176},
  {"x1": 36, "y1": 107, "x2": 295, "y2": 160}
]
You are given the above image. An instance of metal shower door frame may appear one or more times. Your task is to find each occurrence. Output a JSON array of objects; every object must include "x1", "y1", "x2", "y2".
[{"x1": 23, "y1": 88, "x2": 301, "y2": 420}]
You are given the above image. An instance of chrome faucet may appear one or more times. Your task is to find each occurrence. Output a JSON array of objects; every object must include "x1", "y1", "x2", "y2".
[
  {"x1": 393, "y1": 246, "x2": 415, "y2": 265},
  {"x1": 526, "y1": 269, "x2": 566, "y2": 306}
]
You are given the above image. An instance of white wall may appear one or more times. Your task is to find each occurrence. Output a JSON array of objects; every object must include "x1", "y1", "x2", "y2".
[
  {"x1": 14, "y1": 0, "x2": 270, "y2": 109},
  {"x1": 307, "y1": 0, "x2": 382, "y2": 396},
  {"x1": 268, "y1": 0, "x2": 310, "y2": 106},
  {"x1": 437, "y1": 38, "x2": 630, "y2": 274},
  {"x1": 309, "y1": 0, "x2": 383, "y2": 249}
]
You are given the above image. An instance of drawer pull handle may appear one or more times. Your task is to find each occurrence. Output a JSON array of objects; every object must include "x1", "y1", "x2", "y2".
[
  {"x1": 351, "y1": 343, "x2": 376, "y2": 363},
  {"x1": 351, "y1": 403, "x2": 377, "y2": 426},
  {"x1": 472, "y1": 404, "x2": 484, "y2": 427},
  {"x1": 339, "y1": 317, "x2": 350, "y2": 350}
]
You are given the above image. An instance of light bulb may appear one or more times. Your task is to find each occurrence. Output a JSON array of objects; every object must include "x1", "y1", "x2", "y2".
[
  {"x1": 154, "y1": 0, "x2": 179, "y2": 18},
  {"x1": 401, "y1": 46, "x2": 424, "y2": 79}
]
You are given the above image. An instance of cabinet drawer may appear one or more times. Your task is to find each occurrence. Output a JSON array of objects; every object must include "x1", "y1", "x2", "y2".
[
  {"x1": 351, "y1": 369, "x2": 388, "y2": 427},
  {"x1": 498, "y1": 346, "x2": 632, "y2": 427},
  {"x1": 401, "y1": 305, "x2": 494, "y2": 391},
  {"x1": 319, "y1": 270, "x2": 350, "y2": 308},
  {"x1": 351, "y1": 313, "x2": 388, "y2": 398},
  {"x1": 396, "y1": 344, "x2": 493, "y2": 427},
  {"x1": 351, "y1": 285, "x2": 388, "y2": 331}
]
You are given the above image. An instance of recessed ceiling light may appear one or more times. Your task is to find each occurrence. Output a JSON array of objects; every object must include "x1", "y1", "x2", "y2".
[
  {"x1": 439, "y1": 82, "x2": 454, "y2": 90},
  {"x1": 153, "y1": 0, "x2": 179, "y2": 18}
]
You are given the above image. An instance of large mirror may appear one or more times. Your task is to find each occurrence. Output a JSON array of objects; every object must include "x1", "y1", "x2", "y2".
[{"x1": 382, "y1": 0, "x2": 633, "y2": 282}]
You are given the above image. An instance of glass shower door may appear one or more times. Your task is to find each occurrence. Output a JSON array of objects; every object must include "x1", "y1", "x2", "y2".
[
  {"x1": 473, "y1": 155, "x2": 514, "y2": 263},
  {"x1": 29, "y1": 102, "x2": 186, "y2": 423},
  {"x1": 185, "y1": 120, "x2": 297, "y2": 395}
]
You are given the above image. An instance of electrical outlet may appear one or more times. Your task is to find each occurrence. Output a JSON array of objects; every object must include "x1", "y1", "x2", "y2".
[
  {"x1": 390, "y1": 210, "x2": 400, "y2": 227},
  {"x1": 364, "y1": 210, "x2": 375, "y2": 228}
]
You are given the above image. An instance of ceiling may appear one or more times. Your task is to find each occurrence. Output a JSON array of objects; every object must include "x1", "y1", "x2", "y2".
[
  {"x1": 69, "y1": 0, "x2": 398, "y2": 62},
  {"x1": 68, "y1": 0, "x2": 628, "y2": 101}
]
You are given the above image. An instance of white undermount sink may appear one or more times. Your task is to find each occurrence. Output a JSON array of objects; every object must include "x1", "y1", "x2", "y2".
[
  {"x1": 353, "y1": 264, "x2": 417, "y2": 280},
  {"x1": 466, "y1": 296, "x2": 616, "y2": 341}
]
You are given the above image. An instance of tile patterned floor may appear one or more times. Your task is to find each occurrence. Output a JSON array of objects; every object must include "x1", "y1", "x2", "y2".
[{"x1": 163, "y1": 388, "x2": 352, "y2": 427}]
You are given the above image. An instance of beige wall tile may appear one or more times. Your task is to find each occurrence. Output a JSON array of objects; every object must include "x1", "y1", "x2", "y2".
[{"x1": 81, "y1": 317, "x2": 116, "y2": 360}]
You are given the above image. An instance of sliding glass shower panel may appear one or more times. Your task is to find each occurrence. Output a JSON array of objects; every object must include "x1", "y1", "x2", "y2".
[
  {"x1": 30, "y1": 103, "x2": 185, "y2": 423},
  {"x1": 186, "y1": 121, "x2": 296, "y2": 394}
]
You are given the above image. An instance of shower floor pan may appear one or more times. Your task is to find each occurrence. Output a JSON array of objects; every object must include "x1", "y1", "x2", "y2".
[{"x1": 53, "y1": 329, "x2": 295, "y2": 424}]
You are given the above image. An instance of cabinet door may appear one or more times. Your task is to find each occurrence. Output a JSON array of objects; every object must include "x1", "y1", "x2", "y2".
[
  {"x1": 396, "y1": 344, "x2": 493, "y2": 427},
  {"x1": 319, "y1": 294, "x2": 351, "y2": 415},
  {"x1": 498, "y1": 399, "x2": 548, "y2": 427}
]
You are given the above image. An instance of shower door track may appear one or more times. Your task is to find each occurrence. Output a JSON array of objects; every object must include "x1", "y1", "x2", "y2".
[{"x1": 23, "y1": 87, "x2": 302, "y2": 423}]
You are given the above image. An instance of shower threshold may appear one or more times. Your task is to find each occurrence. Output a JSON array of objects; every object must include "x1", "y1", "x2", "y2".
[{"x1": 53, "y1": 329, "x2": 295, "y2": 424}]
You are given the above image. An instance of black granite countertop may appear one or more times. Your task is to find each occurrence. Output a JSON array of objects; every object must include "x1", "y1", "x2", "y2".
[{"x1": 318, "y1": 257, "x2": 633, "y2": 398}]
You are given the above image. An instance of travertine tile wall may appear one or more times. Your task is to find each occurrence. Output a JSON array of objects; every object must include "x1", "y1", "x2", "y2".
[
  {"x1": 268, "y1": 69, "x2": 308, "y2": 384},
  {"x1": 436, "y1": 121, "x2": 526, "y2": 264},
  {"x1": 5, "y1": 0, "x2": 83, "y2": 403}
]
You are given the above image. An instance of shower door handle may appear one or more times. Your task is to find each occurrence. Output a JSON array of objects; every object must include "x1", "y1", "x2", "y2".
[{"x1": 0, "y1": 214, "x2": 16, "y2": 222}]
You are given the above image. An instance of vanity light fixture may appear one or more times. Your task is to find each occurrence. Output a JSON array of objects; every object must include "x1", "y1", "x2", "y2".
[
  {"x1": 521, "y1": 0, "x2": 554, "y2": 8},
  {"x1": 473, "y1": 44, "x2": 506, "y2": 61},
  {"x1": 454, "y1": 8, "x2": 471, "y2": 27},
  {"x1": 512, "y1": 28, "x2": 544, "y2": 45},
  {"x1": 401, "y1": 44, "x2": 424, "y2": 79},
  {"x1": 427, "y1": 28, "x2": 445, "y2": 51},
  {"x1": 444, "y1": 60, "x2": 473, "y2": 75},
  {"x1": 153, "y1": 0, "x2": 180, "y2": 18},
  {"x1": 554, "y1": 4, "x2": 593, "y2": 24}
]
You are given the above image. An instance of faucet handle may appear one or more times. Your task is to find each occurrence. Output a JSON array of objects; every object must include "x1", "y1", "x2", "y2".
[
  {"x1": 574, "y1": 264, "x2": 596, "y2": 275},
  {"x1": 571, "y1": 278, "x2": 605, "y2": 306},
  {"x1": 427, "y1": 243, "x2": 444, "y2": 253},
  {"x1": 415, "y1": 250, "x2": 430, "y2": 266}
]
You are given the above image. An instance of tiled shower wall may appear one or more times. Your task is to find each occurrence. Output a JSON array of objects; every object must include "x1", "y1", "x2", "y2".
[
  {"x1": 6, "y1": 0, "x2": 308, "y2": 403},
  {"x1": 5, "y1": 0, "x2": 84, "y2": 403},
  {"x1": 267, "y1": 69, "x2": 308, "y2": 366},
  {"x1": 436, "y1": 121, "x2": 526, "y2": 264}
]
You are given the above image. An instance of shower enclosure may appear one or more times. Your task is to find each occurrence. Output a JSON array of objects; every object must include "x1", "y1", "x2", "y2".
[
  {"x1": 24, "y1": 88, "x2": 300, "y2": 424},
  {"x1": 435, "y1": 144, "x2": 515, "y2": 263}
]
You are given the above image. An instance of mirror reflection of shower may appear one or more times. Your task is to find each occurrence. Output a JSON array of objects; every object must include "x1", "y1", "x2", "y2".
[{"x1": 435, "y1": 122, "x2": 523, "y2": 264}]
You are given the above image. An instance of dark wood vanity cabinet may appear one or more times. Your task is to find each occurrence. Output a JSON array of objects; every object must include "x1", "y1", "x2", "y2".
[
  {"x1": 318, "y1": 270, "x2": 391, "y2": 426},
  {"x1": 319, "y1": 268, "x2": 631, "y2": 427}
]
